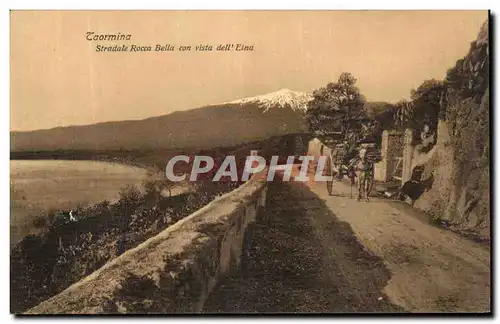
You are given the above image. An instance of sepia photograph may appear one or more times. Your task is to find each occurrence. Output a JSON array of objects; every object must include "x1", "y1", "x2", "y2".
[{"x1": 9, "y1": 10, "x2": 491, "y2": 315}]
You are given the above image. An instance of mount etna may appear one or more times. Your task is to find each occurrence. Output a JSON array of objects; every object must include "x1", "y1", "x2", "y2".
[{"x1": 11, "y1": 89, "x2": 312, "y2": 152}]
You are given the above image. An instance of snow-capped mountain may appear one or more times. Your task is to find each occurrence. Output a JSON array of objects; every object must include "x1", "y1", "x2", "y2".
[
  {"x1": 226, "y1": 88, "x2": 313, "y2": 112},
  {"x1": 12, "y1": 88, "x2": 310, "y2": 152}
]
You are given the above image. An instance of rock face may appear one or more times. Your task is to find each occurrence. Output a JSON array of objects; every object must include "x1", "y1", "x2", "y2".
[{"x1": 415, "y1": 21, "x2": 490, "y2": 241}]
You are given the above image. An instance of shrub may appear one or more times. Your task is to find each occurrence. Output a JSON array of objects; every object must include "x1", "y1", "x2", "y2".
[
  {"x1": 46, "y1": 208, "x2": 58, "y2": 225},
  {"x1": 32, "y1": 215, "x2": 47, "y2": 229},
  {"x1": 118, "y1": 184, "x2": 142, "y2": 206}
]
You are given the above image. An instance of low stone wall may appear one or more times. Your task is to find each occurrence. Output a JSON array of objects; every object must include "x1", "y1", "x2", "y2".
[{"x1": 26, "y1": 173, "x2": 268, "y2": 314}]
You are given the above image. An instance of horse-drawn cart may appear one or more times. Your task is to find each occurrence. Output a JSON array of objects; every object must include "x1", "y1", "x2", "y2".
[{"x1": 323, "y1": 140, "x2": 382, "y2": 196}]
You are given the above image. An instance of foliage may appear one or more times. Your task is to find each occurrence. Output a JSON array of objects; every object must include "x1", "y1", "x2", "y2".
[
  {"x1": 306, "y1": 72, "x2": 367, "y2": 134},
  {"x1": 364, "y1": 102, "x2": 398, "y2": 130},
  {"x1": 46, "y1": 208, "x2": 58, "y2": 225},
  {"x1": 10, "y1": 172, "x2": 245, "y2": 313},
  {"x1": 143, "y1": 174, "x2": 175, "y2": 201},
  {"x1": 393, "y1": 79, "x2": 445, "y2": 132},
  {"x1": 364, "y1": 101, "x2": 393, "y2": 118},
  {"x1": 357, "y1": 120, "x2": 382, "y2": 145},
  {"x1": 444, "y1": 38, "x2": 488, "y2": 104},
  {"x1": 393, "y1": 100, "x2": 414, "y2": 130},
  {"x1": 117, "y1": 184, "x2": 142, "y2": 211},
  {"x1": 32, "y1": 215, "x2": 48, "y2": 229}
]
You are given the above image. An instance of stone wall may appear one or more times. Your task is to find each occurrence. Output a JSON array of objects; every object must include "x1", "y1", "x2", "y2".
[{"x1": 26, "y1": 172, "x2": 268, "y2": 314}]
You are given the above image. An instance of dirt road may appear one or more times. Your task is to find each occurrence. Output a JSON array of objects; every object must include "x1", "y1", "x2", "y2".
[
  {"x1": 204, "y1": 175, "x2": 490, "y2": 313},
  {"x1": 309, "y1": 178, "x2": 490, "y2": 313}
]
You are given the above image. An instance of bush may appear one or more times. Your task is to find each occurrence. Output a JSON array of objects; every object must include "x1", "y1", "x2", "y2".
[
  {"x1": 32, "y1": 215, "x2": 48, "y2": 229},
  {"x1": 46, "y1": 208, "x2": 58, "y2": 225},
  {"x1": 118, "y1": 184, "x2": 142, "y2": 205},
  {"x1": 10, "y1": 167, "x2": 245, "y2": 313}
]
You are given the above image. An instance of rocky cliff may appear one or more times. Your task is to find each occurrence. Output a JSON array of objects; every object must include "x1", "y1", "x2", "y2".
[{"x1": 415, "y1": 20, "x2": 490, "y2": 241}]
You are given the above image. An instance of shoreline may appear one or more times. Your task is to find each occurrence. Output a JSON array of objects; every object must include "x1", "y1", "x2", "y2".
[{"x1": 10, "y1": 156, "x2": 160, "y2": 174}]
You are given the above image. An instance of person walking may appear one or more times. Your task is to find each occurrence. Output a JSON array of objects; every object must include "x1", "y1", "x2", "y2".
[{"x1": 354, "y1": 148, "x2": 375, "y2": 201}]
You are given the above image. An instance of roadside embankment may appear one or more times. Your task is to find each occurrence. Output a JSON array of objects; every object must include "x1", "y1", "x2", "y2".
[{"x1": 26, "y1": 172, "x2": 268, "y2": 314}]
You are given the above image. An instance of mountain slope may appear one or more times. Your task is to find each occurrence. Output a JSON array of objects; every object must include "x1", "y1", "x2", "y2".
[{"x1": 11, "y1": 89, "x2": 310, "y2": 152}]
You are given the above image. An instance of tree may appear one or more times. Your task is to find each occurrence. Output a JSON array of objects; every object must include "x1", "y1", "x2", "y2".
[
  {"x1": 394, "y1": 79, "x2": 445, "y2": 132},
  {"x1": 363, "y1": 101, "x2": 394, "y2": 119},
  {"x1": 364, "y1": 101, "x2": 398, "y2": 132},
  {"x1": 393, "y1": 99, "x2": 415, "y2": 130},
  {"x1": 143, "y1": 175, "x2": 176, "y2": 202},
  {"x1": 143, "y1": 178, "x2": 161, "y2": 202},
  {"x1": 306, "y1": 72, "x2": 366, "y2": 135}
]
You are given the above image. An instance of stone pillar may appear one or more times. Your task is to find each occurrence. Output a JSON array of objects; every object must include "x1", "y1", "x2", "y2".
[
  {"x1": 376, "y1": 130, "x2": 404, "y2": 182},
  {"x1": 376, "y1": 130, "x2": 390, "y2": 182},
  {"x1": 402, "y1": 129, "x2": 414, "y2": 183}
]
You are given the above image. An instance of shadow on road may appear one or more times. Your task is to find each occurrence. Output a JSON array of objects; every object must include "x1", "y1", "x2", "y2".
[{"x1": 203, "y1": 178, "x2": 405, "y2": 313}]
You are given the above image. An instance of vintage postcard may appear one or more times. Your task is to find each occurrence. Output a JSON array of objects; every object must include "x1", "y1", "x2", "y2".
[{"x1": 10, "y1": 10, "x2": 490, "y2": 314}]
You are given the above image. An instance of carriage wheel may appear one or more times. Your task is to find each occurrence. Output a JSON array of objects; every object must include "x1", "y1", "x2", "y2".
[{"x1": 326, "y1": 156, "x2": 334, "y2": 195}]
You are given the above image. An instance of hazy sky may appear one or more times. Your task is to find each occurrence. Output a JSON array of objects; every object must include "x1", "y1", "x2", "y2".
[{"x1": 11, "y1": 10, "x2": 487, "y2": 131}]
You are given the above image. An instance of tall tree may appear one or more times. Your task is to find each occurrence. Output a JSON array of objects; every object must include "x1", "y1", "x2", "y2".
[
  {"x1": 394, "y1": 79, "x2": 444, "y2": 132},
  {"x1": 306, "y1": 72, "x2": 366, "y2": 135}
]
